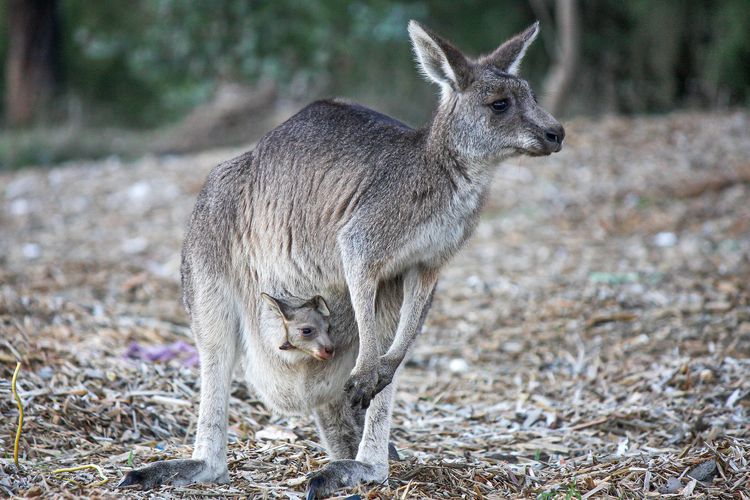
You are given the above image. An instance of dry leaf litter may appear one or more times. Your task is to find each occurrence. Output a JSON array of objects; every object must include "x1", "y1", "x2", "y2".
[{"x1": 1, "y1": 111, "x2": 749, "y2": 498}]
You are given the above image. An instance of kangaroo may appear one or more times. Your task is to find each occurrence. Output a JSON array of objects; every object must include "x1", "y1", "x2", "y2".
[
  {"x1": 261, "y1": 292, "x2": 335, "y2": 361},
  {"x1": 118, "y1": 20, "x2": 564, "y2": 498}
]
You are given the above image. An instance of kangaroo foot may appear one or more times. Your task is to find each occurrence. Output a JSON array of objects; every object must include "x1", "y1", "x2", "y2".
[
  {"x1": 305, "y1": 459, "x2": 387, "y2": 499},
  {"x1": 117, "y1": 459, "x2": 229, "y2": 490}
]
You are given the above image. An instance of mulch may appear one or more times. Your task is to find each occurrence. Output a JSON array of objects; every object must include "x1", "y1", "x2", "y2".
[{"x1": 1, "y1": 110, "x2": 749, "y2": 498}]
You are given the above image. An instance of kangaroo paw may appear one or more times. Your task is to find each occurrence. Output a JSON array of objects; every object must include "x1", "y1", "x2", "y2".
[
  {"x1": 305, "y1": 459, "x2": 386, "y2": 499},
  {"x1": 344, "y1": 370, "x2": 379, "y2": 409},
  {"x1": 117, "y1": 459, "x2": 228, "y2": 490}
]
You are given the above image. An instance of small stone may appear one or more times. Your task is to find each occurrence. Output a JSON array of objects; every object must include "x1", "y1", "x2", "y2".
[
  {"x1": 448, "y1": 358, "x2": 469, "y2": 373},
  {"x1": 699, "y1": 369, "x2": 714, "y2": 382},
  {"x1": 653, "y1": 232, "x2": 677, "y2": 247},
  {"x1": 659, "y1": 477, "x2": 682, "y2": 494},
  {"x1": 127, "y1": 181, "x2": 151, "y2": 201},
  {"x1": 22, "y1": 242, "x2": 41, "y2": 259},
  {"x1": 687, "y1": 459, "x2": 717, "y2": 482},
  {"x1": 705, "y1": 301, "x2": 732, "y2": 312},
  {"x1": 256, "y1": 425, "x2": 298, "y2": 442},
  {"x1": 10, "y1": 198, "x2": 30, "y2": 216},
  {"x1": 121, "y1": 237, "x2": 148, "y2": 254}
]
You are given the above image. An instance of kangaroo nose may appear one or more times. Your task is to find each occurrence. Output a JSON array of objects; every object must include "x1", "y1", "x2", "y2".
[
  {"x1": 544, "y1": 126, "x2": 565, "y2": 145},
  {"x1": 324, "y1": 345, "x2": 334, "y2": 354},
  {"x1": 542, "y1": 124, "x2": 565, "y2": 153}
]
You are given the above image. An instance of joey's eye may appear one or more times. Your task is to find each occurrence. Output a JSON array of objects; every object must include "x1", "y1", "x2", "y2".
[
  {"x1": 300, "y1": 328, "x2": 314, "y2": 338},
  {"x1": 490, "y1": 99, "x2": 510, "y2": 113}
]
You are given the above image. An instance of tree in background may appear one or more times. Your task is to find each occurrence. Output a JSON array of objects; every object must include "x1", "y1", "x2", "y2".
[
  {"x1": 533, "y1": 0, "x2": 579, "y2": 115},
  {"x1": 1, "y1": 0, "x2": 749, "y2": 131},
  {"x1": 5, "y1": 0, "x2": 61, "y2": 127}
]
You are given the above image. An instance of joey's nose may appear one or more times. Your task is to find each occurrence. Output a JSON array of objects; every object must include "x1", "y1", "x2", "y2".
[{"x1": 318, "y1": 345, "x2": 335, "y2": 360}]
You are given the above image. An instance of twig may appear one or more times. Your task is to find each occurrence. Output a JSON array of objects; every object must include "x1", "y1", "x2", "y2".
[
  {"x1": 52, "y1": 464, "x2": 109, "y2": 488},
  {"x1": 12, "y1": 361, "x2": 24, "y2": 467},
  {"x1": 564, "y1": 416, "x2": 609, "y2": 431}
]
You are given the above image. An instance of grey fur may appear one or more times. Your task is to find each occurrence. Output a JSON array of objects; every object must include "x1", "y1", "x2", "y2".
[{"x1": 118, "y1": 20, "x2": 563, "y2": 498}]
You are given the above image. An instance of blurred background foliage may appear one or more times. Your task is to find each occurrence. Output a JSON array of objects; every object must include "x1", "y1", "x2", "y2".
[{"x1": 1, "y1": 0, "x2": 748, "y2": 168}]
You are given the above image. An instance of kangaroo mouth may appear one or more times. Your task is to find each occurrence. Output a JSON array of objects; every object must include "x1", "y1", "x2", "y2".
[
  {"x1": 523, "y1": 141, "x2": 562, "y2": 157},
  {"x1": 526, "y1": 149, "x2": 551, "y2": 157},
  {"x1": 311, "y1": 348, "x2": 334, "y2": 361},
  {"x1": 517, "y1": 145, "x2": 550, "y2": 157}
]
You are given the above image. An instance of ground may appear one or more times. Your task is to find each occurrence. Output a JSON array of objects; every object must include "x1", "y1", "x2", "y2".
[{"x1": 1, "y1": 111, "x2": 749, "y2": 498}]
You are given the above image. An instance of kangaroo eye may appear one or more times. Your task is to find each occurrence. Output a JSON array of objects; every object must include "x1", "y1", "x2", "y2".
[
  {"x1": 300, "y1": 328, "x2": 314, "y2": 337},
  {"x1": 490, "y1": 99, "x2": 510, "y2": 113}
]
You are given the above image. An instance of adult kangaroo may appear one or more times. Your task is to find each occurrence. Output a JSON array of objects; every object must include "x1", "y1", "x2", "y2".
[{"x1": 119, "y1": 20, "x2": 564, "y2": 498}]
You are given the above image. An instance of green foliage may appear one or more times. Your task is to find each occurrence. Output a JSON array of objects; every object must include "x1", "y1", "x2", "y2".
[
  {"x1": 565, "y1": 482, "x2": 582, "y2": 500},
  {"x1": 3, "y1": 0, "x2": 749, "y2": 130},
  {"x1": 536, "y1": 479, "x2": 582, "y2": 500},
  {"x1": 0, "y1": 126, "x2": 146, "y2": 169},
  {"x1": 709, "y1": 0, "x2": 750, "y2": 104}
]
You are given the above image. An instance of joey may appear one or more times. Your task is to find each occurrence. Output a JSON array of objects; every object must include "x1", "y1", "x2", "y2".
[{"x1": 261, "y1": 292, "x2": 335, "y2": 361}]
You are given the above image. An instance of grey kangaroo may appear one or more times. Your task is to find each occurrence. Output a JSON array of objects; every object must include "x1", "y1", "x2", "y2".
[
  {"x1": 118, "y1": 20, "x2": 564, "y2": 498},
  {"x1": 261, "y1": 292, "x2": 335, "y2": 361}
]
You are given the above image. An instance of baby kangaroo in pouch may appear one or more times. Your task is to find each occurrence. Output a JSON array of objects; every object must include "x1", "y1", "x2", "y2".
[
  {"x1": 119, "y1": 18, "x2": 563, "y2": 499},
  {"x1": 261, "y1": 292, "x2": 335, "y2": 361}
]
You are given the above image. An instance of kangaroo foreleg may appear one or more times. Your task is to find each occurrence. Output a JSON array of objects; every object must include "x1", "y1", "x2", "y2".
[{"x1": 374, "y1": 265, "x2": 438, "y2": 393}]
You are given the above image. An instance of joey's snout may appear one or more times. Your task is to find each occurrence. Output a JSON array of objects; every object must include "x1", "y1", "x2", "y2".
[{"x1": 316, "y1": 344, "x2": 335, "y2": 361}]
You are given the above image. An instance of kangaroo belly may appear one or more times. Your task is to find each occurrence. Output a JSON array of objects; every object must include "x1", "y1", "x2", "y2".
[{"x1": 241, "y1": 338, "x2": 357, "y2": 415}]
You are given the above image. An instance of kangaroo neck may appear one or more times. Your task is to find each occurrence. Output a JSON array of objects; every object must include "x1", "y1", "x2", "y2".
[{"x1": 421, "y1": 108, "x2": 496, "y2": 190}]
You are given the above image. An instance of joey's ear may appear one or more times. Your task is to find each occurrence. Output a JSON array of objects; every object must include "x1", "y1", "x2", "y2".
[
  {"x1": 313, "y1": 296, "x2": 330, "y2": 317},
  {"x1": 261, "y1": 293, "x2": 289, "y2": 320},
  {"x1": 408, "y1": 20, "x2": 473, "y2": 96},
  {"x1": 481, "y1": 21, "x2": 539, "y2": 75}
]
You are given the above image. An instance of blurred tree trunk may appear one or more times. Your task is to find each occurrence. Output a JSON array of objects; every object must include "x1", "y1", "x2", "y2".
[
  {"x1": 5, "y1": 0, "x2": 61, "y2": 127},
  {"x1": 542, "y1": 0, "x2": 579, "y2": 115}
]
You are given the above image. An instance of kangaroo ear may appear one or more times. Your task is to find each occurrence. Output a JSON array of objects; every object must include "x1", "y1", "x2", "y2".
[
  {"x1": 481, "y1": 21, "x2": 539, "y2": 75},
  {"x1": 261, "y1": 293, "x2": 289, "y2": 321},
  {"x1": 313, "y1": 296, "x2": 330, "y2": 317},
  {"x1": 408, "y1": 20, "x2": 472, "y2": 97}
]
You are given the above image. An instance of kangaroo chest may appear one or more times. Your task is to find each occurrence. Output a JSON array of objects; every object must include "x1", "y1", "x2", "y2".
[{"x1": 404, "y1": 182, "x2": 488, "y2": 266}]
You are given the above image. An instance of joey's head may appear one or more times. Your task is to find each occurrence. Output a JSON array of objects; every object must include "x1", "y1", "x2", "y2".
[
  {"x1": 261, "y1": 293, "x2": 334, "y2": 362},
  {"x1": 409, "y1": 20, "x2": 564, "y2": 164}
]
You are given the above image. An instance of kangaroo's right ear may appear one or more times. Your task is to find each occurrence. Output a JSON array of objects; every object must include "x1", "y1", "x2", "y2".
[
  {"x1": 261, "y1": 293, "x2": 289, "y2": 321},
  {"x1": 408, "y1": 20, "x2": 472, "y2": 98}
]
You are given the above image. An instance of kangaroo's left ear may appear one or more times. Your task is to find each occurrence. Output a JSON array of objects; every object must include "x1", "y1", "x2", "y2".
[
  {"x1": 312, "y1": 296, "x2": 330, "y2": 317},
  {"x1": 480, "y1": 21, "x2": 539, "y2": 75}
]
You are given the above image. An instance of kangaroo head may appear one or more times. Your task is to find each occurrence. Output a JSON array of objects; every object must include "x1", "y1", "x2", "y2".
[
  {"x1": 409, "y1": 20, "x2": 564, "y2": 164},
  {"x1": 261, "y1": 293, "x2": 335, "y2": 361}
]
